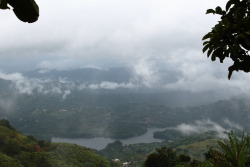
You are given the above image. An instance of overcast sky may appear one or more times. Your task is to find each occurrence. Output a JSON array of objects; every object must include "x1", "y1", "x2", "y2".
[
  {"x1": 1, "y1": 0, "x2": 250, "y2": 95},
  {"x1": 0, "y1": 0, "x2": 226, "y2": 70}
]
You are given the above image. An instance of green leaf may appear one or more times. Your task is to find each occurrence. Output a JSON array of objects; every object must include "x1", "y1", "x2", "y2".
[
  {"x1": 215, "y1": 6, "x2": 223, "y2": 15},
  {"x1": 206, "y1": 9, "x2": 215, "y2": 14},
  {"x1": 203, "y1": 41, "x2": 209, "y2": 45},
  {"x1": 226, "y1": 0, "x2": 234, "y2": 11},
  {"x1": 228, "y1": 65, "x2": 235, "y2": 79},
  {"x1": 203, "y1": 44, "x2": 210, "y2": 53},
  {"x1": 0, "y1": 0, "x2": 9, "y2": 9},
  {"x1": 207, "y1": 49, "x2": 213, "y2": 58},
  {"x1": 211, "y1": 48, "x2": 222, "y2": 62},
  {"x1": 202, "y1": 33, "x2": 211, "y2": 40},
  {"x1": 224, "y1": 50, "x2": 230, "y2": 57},
  {"x1": 218, "y1": 50, "x2": 225, "y2": 63},
  {"x1": 211, "y1": 53, "x2": 216, "y2": 61},
  {"x1": 219, "y1": 57, "x2": 224, "y2": 63}
]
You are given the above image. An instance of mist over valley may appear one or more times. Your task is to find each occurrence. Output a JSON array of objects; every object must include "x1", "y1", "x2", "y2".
[
  {"x1": 1, "y1": 0, "x2": 250, "y2": 166},
  {"x1": 0, "y1": 67, "x2": 249, "y2": 146}
]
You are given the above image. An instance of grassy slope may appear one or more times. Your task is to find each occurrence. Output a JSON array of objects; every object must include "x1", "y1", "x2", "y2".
[
  {"x1": 98, "y1": 132, "x2": 219, "y2": 166},
  {"x1": 47, "y1": 143, "x2": 110, "y2": 167},
  {"x1": 175, "y1": 139, "x2": 218, "y2": 161},
  {"x1": 0, "y1": 123, "x2": 110, "y2": 167}
]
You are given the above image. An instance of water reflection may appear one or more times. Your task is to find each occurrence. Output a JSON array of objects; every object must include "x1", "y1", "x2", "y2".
[{"x1": 52, "y1": 128, "x2": 166, "y2": 150}]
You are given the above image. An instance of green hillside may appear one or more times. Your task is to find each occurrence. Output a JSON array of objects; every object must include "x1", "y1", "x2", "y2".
[
  {"x1": 175, "y1": 139, "x2": 217, "y2": 161},
  {"x1": 46, "y1": 143, "x2": 110, "y2": 167},
  {"x1": 0, "y1": 119, "x2": 110, "y2": 167},
  {"x1": 2, "y1": 95, "x2": 248, "y2": 140},
  {"x1": 2, "y1": 119, "x2": 245, "y2": 167}
]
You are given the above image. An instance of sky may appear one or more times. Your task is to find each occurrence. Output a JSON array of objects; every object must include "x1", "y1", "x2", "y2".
[
  {"x1": 1, "y1": 0, "x2": 250, "y2": 95},
  {"x1": 0, "y1": 0, "x2": 226, "y2": 70}
]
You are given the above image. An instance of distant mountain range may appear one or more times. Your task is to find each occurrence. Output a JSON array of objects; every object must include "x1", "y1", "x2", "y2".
[
  {"x1": 23, "y1": 67, "x2": 133, "y2": 84},
  {"x1": 0, "y1": 67, "x2": 249, "y2": 140},
  {"x1": 0, "y1": 67, "x2": 230, "y2": 108}
]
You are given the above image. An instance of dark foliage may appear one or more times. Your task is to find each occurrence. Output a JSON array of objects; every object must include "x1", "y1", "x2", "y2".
[
  {"x1": 202, "y1": 0, "x2": 250, "y2": 79},
  {"x1": 0, "y1": 119, "x2": 15, "y2": 130},
  {"x1": 144, "y1": 146, "x2": 178, "y2": 167},
  {"x1": 0, "y1": 0, "x2": 39, "y2": 23}
]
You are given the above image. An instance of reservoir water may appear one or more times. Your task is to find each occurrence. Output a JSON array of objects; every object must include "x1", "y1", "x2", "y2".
[{"x1": 52, "y1": 128, "x2": 166, "y2": 150}]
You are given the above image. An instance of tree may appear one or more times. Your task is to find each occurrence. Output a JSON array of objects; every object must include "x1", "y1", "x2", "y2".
[
  {"x1": 206, "y1": 131, "x2": 250, "y2": 167},
  {"x1": 202, "y1": 0, "x2": 250, "y2": 79},
  {"x1": 0, "y1": 0, "x2": 39, "y2": 23},
  {"x1": 144, "y1": 146, "x2": 178, "y2": 167},
  {"x1": 0, "y1": 119, "x2": 15, "y2": 130},
  {"x1": 0, "y1": 153, "x2": 24, "y2": 167}
]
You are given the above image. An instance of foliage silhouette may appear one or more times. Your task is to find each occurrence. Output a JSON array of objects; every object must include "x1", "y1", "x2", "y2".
[
  {"x1": 0, "y1": 0, "x2": 39, "y2": 23},
  {"x1": 202, "y1": 0, "x2": 250, "y2": 79}
]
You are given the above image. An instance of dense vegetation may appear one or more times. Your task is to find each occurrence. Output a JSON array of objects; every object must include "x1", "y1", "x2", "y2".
[
  {"x1": 0, "y1": 120, "x2": 109, "y2": 167},
  {"x1": 2, "y1": 119, "x2": 250, "y2": 167},
  {"x1": 98, "y1": 131, "x2": 219, "y2": 166},
  {"x1": 144, "y1": 131, "x2": 250, "y2": 167}
]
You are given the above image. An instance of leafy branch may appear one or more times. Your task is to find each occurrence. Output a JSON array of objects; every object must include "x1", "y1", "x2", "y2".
[{"x1": 202, "y1": 0, "x2": 250, "y2": 79}]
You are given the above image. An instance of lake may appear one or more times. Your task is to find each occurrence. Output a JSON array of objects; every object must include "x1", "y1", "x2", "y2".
[{"x1": 52, "y1": 128, "x2": 167, "y2": 150}]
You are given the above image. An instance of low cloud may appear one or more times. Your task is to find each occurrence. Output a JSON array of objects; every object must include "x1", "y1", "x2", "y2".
[
  {"x1": 223, "y1": 118, "x2": 243, "y2": 131},
  {"x1": 62, "y1": 90, "x2": 71, "y2": 100},
  {"x1": 128, "y1": 48, "x2": 250, "y2": 99},
  {"x1": 0, "y1": 71, "x2": 138, "y2": 100},
  {"x1": 0, "y1": 71, "x2": 43, "y2": 94},
  {"x1": 88, "y1": 81, "x2": 136, "y2": 90},
  {"x1": 0, "y1": 98, "x2": 16, "y2": 113},
  {"x1": 174, "y1": 119, "x2": 241, "y2": 138},
  {"x1": 131, "y1": 58, "x2": 161, "y2": 87},
  {"x1": 0, "y1": 71, "x2": 72, "y2": 99},
  {"x1": 78, "y1": 84, "x2": 87, "y2": 90}
]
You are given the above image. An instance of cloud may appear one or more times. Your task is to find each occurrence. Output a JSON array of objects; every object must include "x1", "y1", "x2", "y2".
[
  {"x1": 0, "y1": 0, "x2": 226, "y2": 71},
  {"x1": 78, "y1": 84, "x2": 87, "y2": 90},
  {"x1": 131, "y1": 58, "x2": 160, "y2": 87},
  {"x1": 0, "y1": 72, "x2": 25, "y2": 81},
  {"x1": 223, "y1": 118, "x2": 243, "y2": 131},
  {"x1": 163, "y1": 56, "x2": 250, "y2": 95},
  {"x1": 0, "y1": 98, "x2": 16, "y2": 113},
  {"x1": 88, "y1": 81, "x2": 136, "y2": 90},
  {"x1": 1, "y1": 0, "x2": 249, "y2": 99},
  {"x1": 2, "y1": 0, "x2": 247, "y2": 99},
  {"x1": 124, "y1": 48, "x2": 250, "y2": 98},
  {"x1": 174, "y1": 119, "x2": 241, "y2": 138},
  {"x1": 62, "y1": 90, "x2": 71, "y2": 100},
  {"x1": 0, "y1": 71, "x2": 138, "y2": 100},
  {"x1": 37, "y1": 59, "x2": 88, "y2": 70},
  {"x1": 0, "y1": 71, "x2": 43, "y2": 94},
  {"x1": 0, "y1": 71, "x2": 73, "y2": 99}
]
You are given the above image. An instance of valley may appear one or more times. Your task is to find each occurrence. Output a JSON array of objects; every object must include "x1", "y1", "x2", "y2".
[{"x1": 0, "y1": 68, "x2": 250, "y2": 166}]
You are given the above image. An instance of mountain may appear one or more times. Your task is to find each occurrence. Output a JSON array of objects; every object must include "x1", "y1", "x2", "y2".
[
  {"x1": 0, "y1": 67, "x2": 249, "y2": 140},
  {"x1": 0, "y1": 67, "x2": 229, "y2": 108},
  {"x1": 23, "y1": 67, "x2": 133, "y2": 83},
  {"x1": 0, "y1": 91, "x2": 248, "y2": 140}
]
